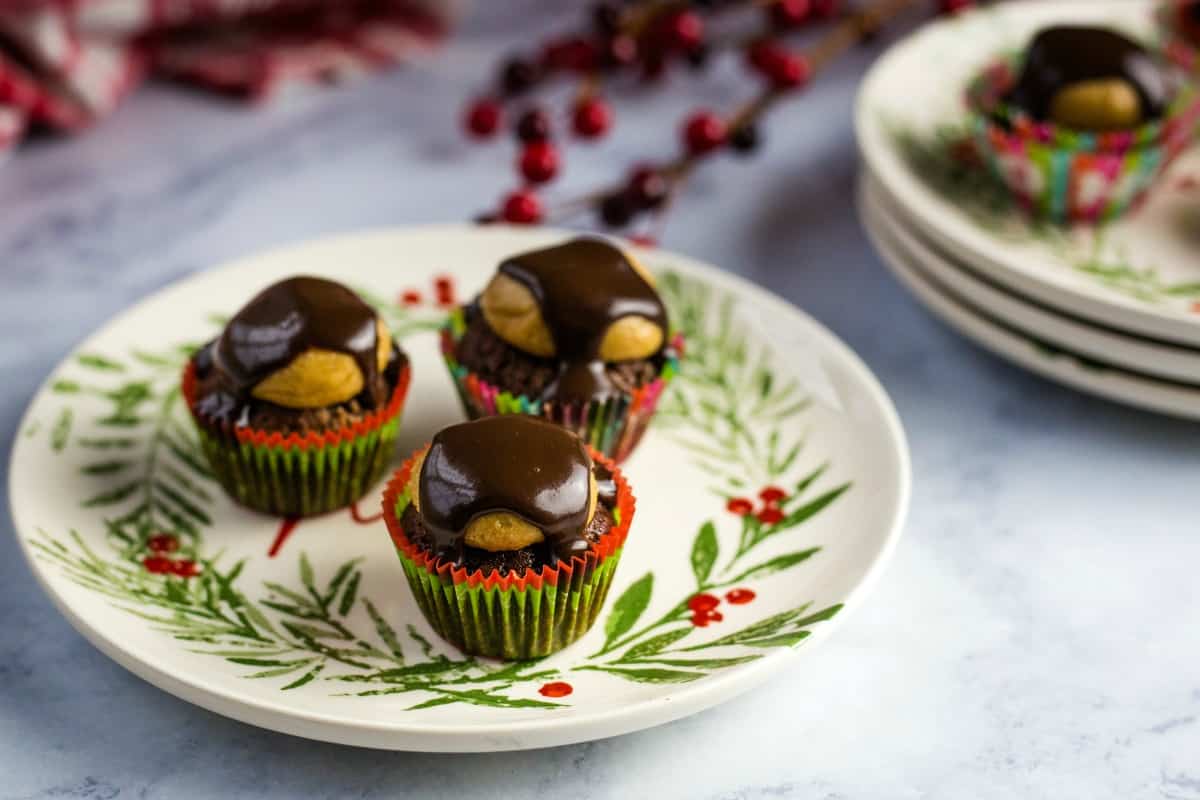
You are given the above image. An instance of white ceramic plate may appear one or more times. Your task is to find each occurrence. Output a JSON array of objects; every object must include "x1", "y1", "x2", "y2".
[
  {"x1": 860, "y1": 189, "x2": 1200, "y2": 421},
  {"x1": 856, "y1": 0, "x2": 1200, "y2": 347},
  {"x1": 862, "y1": 174, "x2": 1200, "y2": 385},
  {"x1": 9, "y1": 225, "x2": 910, "y2": 752}
]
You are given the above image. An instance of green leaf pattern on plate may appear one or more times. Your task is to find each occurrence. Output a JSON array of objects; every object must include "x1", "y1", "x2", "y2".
[{"x1": 29, "y1": 270, "x2": 850, "y2": 708}]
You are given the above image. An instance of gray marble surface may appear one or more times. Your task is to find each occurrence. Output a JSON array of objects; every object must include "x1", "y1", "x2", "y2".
[{"x1": 1, "y1": 6, "x2": 1198, "y2": 799}]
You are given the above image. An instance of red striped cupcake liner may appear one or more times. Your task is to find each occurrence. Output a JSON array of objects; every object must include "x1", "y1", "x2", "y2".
[
  {"x1": 182, "y1": 359, "x2": 411, "y2": 517},
  {"x1": 381, "y1": 445, "x2": 635, "y2": 659}
]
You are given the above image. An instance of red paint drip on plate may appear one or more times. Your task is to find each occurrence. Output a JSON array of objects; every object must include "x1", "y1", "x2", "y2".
[
  {"x1": 539, "y1": 681, "x2": 573, "y2": 698},
  {"x1": 143, "y1": 555, "x2": 174, "y2": 574},
  {"x1": 350, "y1": 501, "x2": 383, "y2": 525},
  {"x1": 268, "y1": 517, "x2": 301, "y2": 558},
  {"x1": 725, "y1": 588, "x2": 756, "y2": 605},
  {"x1": 172, "y1": 559, "x2": 201, "y2": 578},
  {"x1": 147, "y1": 533, "x2": 180, "y2": 553}
]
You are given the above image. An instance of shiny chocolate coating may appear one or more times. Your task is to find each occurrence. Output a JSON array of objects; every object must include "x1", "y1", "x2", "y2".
[
  {"x1": 214, "y1": 276, "x2": 381, "y2": 400},
  {"x1": 498, "y1": 237, "x2": 667, "y2": 402},
  {"x1": 418, "y1": 416, "x2": 595, "y2": 564},
  {"x1": 1004, "y1": 26, "x2": 1170, "y2": 123}
]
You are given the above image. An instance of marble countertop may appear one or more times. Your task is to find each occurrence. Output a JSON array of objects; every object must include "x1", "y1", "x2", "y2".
[{"x1": 1, "y1": 5, "x2": 1197, "y2": 799}]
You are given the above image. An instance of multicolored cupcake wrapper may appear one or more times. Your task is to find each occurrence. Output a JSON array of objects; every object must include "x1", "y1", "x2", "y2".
[
  {"x1": 1160, "y1": 2, "x2": 1200, "y2": 73},
  {"x1": 381, "y1": 446, "x2": 635, "y2": 659},
  {"x1": 965, "y1": 56, "x2": 1200, "y2": 223},
  {"x1": 439, "y1": 309, "x2": 682, "y2": 463},
  {"x1": 182, "y1": 360, "x2": 410, "y2": 517}
]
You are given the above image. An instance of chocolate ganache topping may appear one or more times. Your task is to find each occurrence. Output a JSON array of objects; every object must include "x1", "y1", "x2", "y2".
[
  {"x1": 214, "y1": 276, "x2": 381, "y2": 397},
  {"x1": 418, "y1": 416, "x2": 596, "y2": 564},
  {"x1": 498, "y1": 237, "x2": 668, "y2": 402},
  {"x1": 1004, "y1": 26, "x2": 1170, "y2": 123}
]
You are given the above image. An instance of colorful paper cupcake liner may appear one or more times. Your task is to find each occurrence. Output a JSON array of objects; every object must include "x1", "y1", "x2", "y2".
[
  {"x1": 965, "y1": 55, "x2": 1200, "y2": 223},
  {"x1": 381, "y1": 446, "x2": 635, "y2": 660},
  {"x1": 439, "y1": 308, "x2": 682, "y2": 463},
  {"x1": 182, "y1": 360, "x2": 411, "y2": 517},
  {"x1": 1161, "y1": 2, "x2": 1200, "y2": 74}
]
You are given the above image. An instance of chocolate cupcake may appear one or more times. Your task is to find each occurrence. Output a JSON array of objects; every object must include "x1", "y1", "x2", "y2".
[
  {"x1": 382, "y1": 415, "x2": 635, "y2": 659},
  {"x1": 966, "y1": 25, "x2": 1200, "y2": 223},
  {"x1": 441, "y1": 237, "x2": 680, "y2": 462},
  {"x1": 183, "y1": 276, "x2": 411, "y2": 517}
]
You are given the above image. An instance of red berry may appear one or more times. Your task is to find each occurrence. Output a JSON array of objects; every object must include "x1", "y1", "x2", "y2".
[
  {"x1": 400, "y1": 289, "x2": 422, "y2": 306},
  {"x1": 691, "y1": 612, "x2": 713, "y2": 627},
  {"x1": 539, "y1": 681, "x2": 574, "y2": 698},
  {"x1": 640, "y1": 52, "x2": 667, "y2": 83},
  {"x1": 542, "y1": 37, "x2": 596, "y2": 72},
  {"x1": 939, "y1": 0, "x2": 972, "y2": 13},
  {"x1": 147, "y1": 533, "x2": 179, "y2": 553},
  {"x1": 766, "y1": 51, "x2": 810, "y2": 90},
  {"x1": 601, "y1": 34, "x2": 639, "y2": 69},
  {"x1": 683, "y1": 111, "x2": 727, "y2": 155},
  {"x1": 502, "y1": 190, "x2": 542, "y2": 224},
  {"x1": 573, "y1": 98, "x2": 613, "y2": 138},
  {"x1": 747, "y1": 40, "x2": 779, "y2": 73},
  {"x1": 770, "y1": 0, "x2": 811, "y2": 29},
  {"x1": 726, "y1": 588, "x2": 757, "y2": 605},
  {"x1": 464, "y1": 98, "x2": 502, "y2": 139},
  {"x1": 707, "y1": 610, "x2": 724, "y2": 623},
  {"x1": 518, "y1": 141, "x2": 559, "y2": 184},
  {"x1": 171, "y1": 559, "x2": 201, "y2": 578},
  {"x1": 688, "y1": 593, "x2": 721, "y2": 612},
  {"x1": 599, "y1": 192, "x2": 637, "y2": 228},
  {"x1": 730, "y1": 123, "x2": 760, "y2": 154},
  {"x1": 500, "y1": 58, "x2": 540, "y2": 96},
  {"x1": 628, "y1": 165, "x2": 668, "y2": 209},
  {"x1": 434, "y1": 275, "x2": 456, "y2": 306},
  {"x1": 515, "y1": 108, "x2": 552, "y2": 143},
  {"x1": 759, "y1": 486, "x2": 787, "y2": 504},
  {"x1": 592, "y1": 2, "x2": 622, "y2": 35},
  {"x1": 727, "y1": 497, "x2": 754, "y2": 515},
  {"x1": 757, "y1": 506, "x2": 785, "y2": 525},
  {"x1": 664, "y1": 10, "x2": 704, "y2": 51},
  {"x1": 143, "y1": 555, "x2": 173, "y2": 574},
  {"x1": 812, "y1": 0, "x2": 839, "y2": 17}
]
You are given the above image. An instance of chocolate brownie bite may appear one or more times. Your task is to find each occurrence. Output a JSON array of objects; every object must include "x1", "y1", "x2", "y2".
[
  {"x1": 382, "y1": 415, "x2": 638, "y2": 659},
  {"x1": 441, "y1": 237, "x2": 682, "y2": 462},
  {"x1": 183, "y1": 276, "x2": 411, "y2": 516}
]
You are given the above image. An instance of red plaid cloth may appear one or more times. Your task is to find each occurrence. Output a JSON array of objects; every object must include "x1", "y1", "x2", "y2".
[{"x1": 0, "y1": 0, "x2": 449, "y2": 155}]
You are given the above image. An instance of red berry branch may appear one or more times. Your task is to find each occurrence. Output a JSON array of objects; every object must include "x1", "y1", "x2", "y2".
[{"x1": 463, "y1": 0, "x2": 974, "y2": 236}]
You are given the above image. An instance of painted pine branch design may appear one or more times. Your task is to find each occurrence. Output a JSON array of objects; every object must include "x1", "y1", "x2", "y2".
[{"x1": 31, "y1": 270, "x2": 850, "y2": 705}]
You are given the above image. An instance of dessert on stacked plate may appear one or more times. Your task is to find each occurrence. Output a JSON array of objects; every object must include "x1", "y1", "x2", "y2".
[{"x1": 855, "y1": 0, "x2": 1200, "y2": 420}]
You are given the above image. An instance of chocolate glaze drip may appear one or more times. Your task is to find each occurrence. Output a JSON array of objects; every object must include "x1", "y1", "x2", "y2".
[
  {"x1": 499, "y1": 237, "x2": 667, "y2": 402},
  {"x1": 418, "y1": 416, "x2": 596, "y2": 564},
  {"x1": 1004, "y1": 26, "x2": 1170, "y2": 122},
  {"x1": 192, "y1": 276, "x2": 396, "y2": 425},
  {"x1": 215, "y1": 276, "x2": 381, "y2": 401}
]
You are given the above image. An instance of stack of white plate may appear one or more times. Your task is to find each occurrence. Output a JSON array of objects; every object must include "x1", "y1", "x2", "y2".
[{"x1": 855, "y1": 0, "x2": 1200, "y2": 421}]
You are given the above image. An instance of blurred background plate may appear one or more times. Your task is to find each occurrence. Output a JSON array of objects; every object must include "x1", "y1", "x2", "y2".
[
  {"x1": 859, "y1": 185, "x2": 1200, "y2": 422},
  {"x1": 856, "y1": 0, "x2": 1200, "y2": 347},
  {"x1": 862, "y1": 175, "x2": 1200, "y2": 386}
]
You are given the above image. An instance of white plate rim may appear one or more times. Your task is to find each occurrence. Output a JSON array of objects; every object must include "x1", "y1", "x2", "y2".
[
  {"x1": 863, "y1": 174, "x2": 1200, "y2": 385},
  {"x1": 9, "y1": 223, "x2": 912, "y2": 751},
  {"x1": 854, "y1": 0, "x2": 1200, "y2": 348},
  {"x1": 859, "y1": 188, "x2": 1200, "y2": 421}
]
